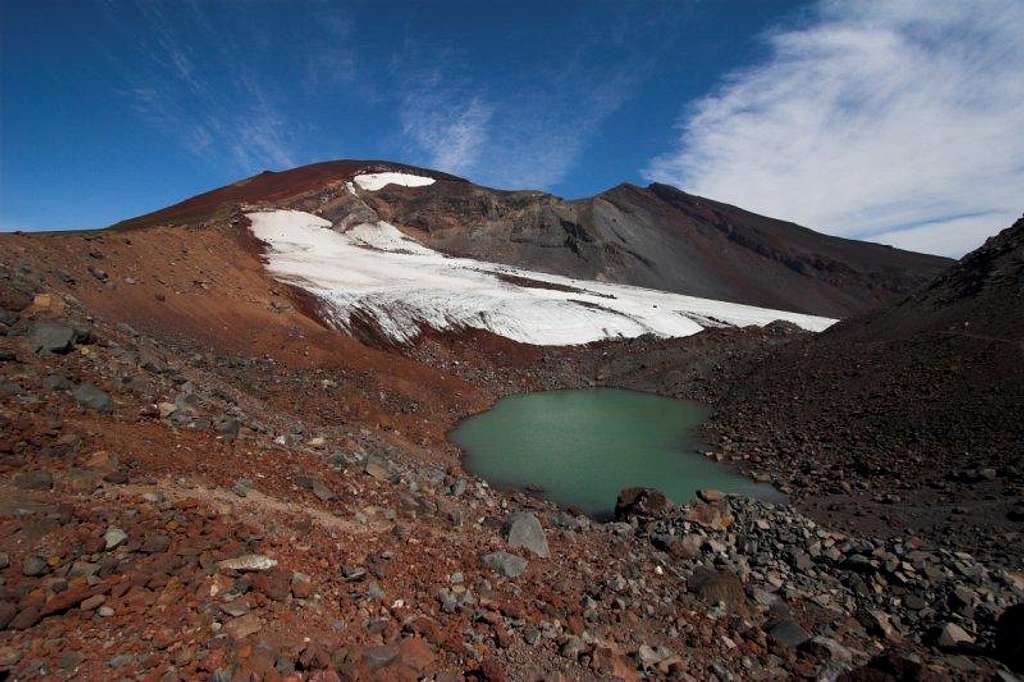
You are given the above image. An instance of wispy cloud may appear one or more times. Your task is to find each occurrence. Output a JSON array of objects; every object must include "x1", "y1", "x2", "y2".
[
  {"x1": 400, "y1": 82, "x2": 494, "y2": 175},
  {"x1": 646, "y1": 0, "x2": 1024, "y2": 257},
  {"x1": 99, "y1": 0, "x2": 298, "y2": 173},
  {"x1": 393, "y1": 7, "x2": 676, "y2": 190}
]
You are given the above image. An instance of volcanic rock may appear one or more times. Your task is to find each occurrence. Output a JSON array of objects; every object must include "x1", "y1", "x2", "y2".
[
  {"x1": 503, "y1": 511, "x2": 550, "y2": 558},
  {"x1": 481, "y1": 551, "x2": 528, "y2": 578},
  {"x1": 615, "y1": 487, "x2": 670, "y2": 520}
]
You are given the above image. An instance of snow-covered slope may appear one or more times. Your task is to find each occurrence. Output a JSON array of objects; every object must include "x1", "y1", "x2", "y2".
[{"x1": 249, "y1": 210, "x2": 835, "y2": 346}]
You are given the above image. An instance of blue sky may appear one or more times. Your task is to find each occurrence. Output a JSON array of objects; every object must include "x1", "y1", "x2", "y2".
[{"x1": 2, "y1": 1, "x2": 1022, "y2": 256}]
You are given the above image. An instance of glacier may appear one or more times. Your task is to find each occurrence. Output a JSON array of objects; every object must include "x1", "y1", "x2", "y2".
[{"x1": 248, "y1": 209, "x2": 835, "y2": 346}]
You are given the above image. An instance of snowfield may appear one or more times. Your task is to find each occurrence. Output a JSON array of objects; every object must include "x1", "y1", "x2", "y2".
[
  {"x1": 248, "y1": 210, "x2": 835, "y2": 346},
  {"x1": 352, "y1": 172, "x2": 436, "y2": 191}
]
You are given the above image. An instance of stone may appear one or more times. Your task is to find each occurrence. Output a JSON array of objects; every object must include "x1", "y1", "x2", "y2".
[
  {"x1": 80, "y1": 594, "x2": 106, "y2": 611},
  {"x1": 366, "y1": 581, "x2": 385, "y2": 601},
  {"x1": 799, "y1": 636, "x2": 852, "y2": 664},
  {"x1": 689, "y1": 568, "x2": 748, "y2": 614},
  {"x1": 859, "y1": 609, "x2": 899, "y2": 641},
  {"x1": 481, "y1": 551, "x2": 528, "y2": 578},
  {"x1": 218, "y1": 554, "x2": 278, "y2": 572},
  {"x1": 364, "y1": 458, "x2": 390, "y2": 480},
  {"x1": 232, "y1": 478, "x2": 253, "y2": 497},
  {"x1": 615, "y1": 487, "x2": 669, "y2": 520},
  {"x1": 108, "y1": 654, "x2": 135, "y2": 669},
  {"x1": 291, "y1": 572, "x2": 314, "y2": 599},
  {"x1": 140, "y1": 533, "x2": 171, "y2": 554},
  {"x1": 504, "y1": 511, "x2": 550, "y2": 558},
  {"x1": 73, "y1": 383, "x2": 113, "y2": 413},
  {"x1": 362, "y1": 644, "x2": 398, "y2": 670},
  {"x1": 296, "y1": 475, "x2": 335, "y2": 501},
  {"x1": 685, "y1": 503, "x2": 734, "y2": 531},
  {"x1": 341, "y1": 565, "x2": 367, "y2": 582},
  {"x1": 560, "y1": 635, "x2": 586, "y2": 660},
  {"x1": 396, "y1": 636, "x2": 435, "y2": 673},
  {"x1": 698, "y1": 488, "x2": 723, "y2": 503},
  {"x1": 104, "y1": 526, "x2": 128, "y2": 550},
  {"x1": 672, "y1": 534, "x2": 704, "y2": 560},
  {"x1": 22, "y1": 556, "x2": 49, "y2": 577},
  {"x1": 57, "y1": 651, "x2": 84, "y2": 671},
  {"x1": 44, "y1": 374, "x2": 72, "y2": 391},
  {"x1": 216, "y1": 416, "x2": 241, "y2": 440},
  {"x1": 767, "y1": 619, "x2": 811, "y2": 649},
  {"x1": 224, "y1": 612, "x2": 262, "y2": 640},
  {"x1": 30, "y1": 322, "x2": 78, "y2": 354},
  {"x1": 13, "y1": 470, "x2": 53, "y2": 490},
  {"x1": 637, "y1": 644, "x2": 663, "y2": 669},
  {"x1": 930, "y1": 622, "x2": 975, "y2": 649}
]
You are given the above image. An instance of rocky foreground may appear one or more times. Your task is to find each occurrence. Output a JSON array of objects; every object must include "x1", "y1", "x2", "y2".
[{"x1": 2, "y1": 288, "x2": 1024, "y2": 680}]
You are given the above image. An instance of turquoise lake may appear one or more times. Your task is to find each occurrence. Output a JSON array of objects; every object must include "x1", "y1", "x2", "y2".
[{"x1": 451, "y1": 388, "x2": 778, "y2": 518}]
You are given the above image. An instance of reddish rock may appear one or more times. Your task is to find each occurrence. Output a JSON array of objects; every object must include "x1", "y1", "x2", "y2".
[
  {"x1": 615, "y1": 487, "x2": 670, "y2": 520},
  {"x1": 397, "y1": 636, "x2": 435, "y2": 672},
  {"x1": 290, "y1": 572, "x2": 314, "y2": 599},
  {"x1": 225, "y1": 612, "x2": 263, "y2": 640},
  {"x1": 252, "y1": 568, "x2": 291, "y2": 602},
  {"x1": 685, "y1": 503, "x2": 735, "y2": 531}
]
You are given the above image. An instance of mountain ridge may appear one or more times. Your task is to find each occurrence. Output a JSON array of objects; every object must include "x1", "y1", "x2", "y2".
[{"x1": 106, "y1": 158, "x2": 949, "y2": 318}]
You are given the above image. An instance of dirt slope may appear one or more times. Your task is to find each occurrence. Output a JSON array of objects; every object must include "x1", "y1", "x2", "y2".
[{"x1": 708, "y1": 216, "x2": 1024, "y2": 563}]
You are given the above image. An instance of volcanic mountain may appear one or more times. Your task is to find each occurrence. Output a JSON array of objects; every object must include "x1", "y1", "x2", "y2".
[{"x1": 112, "y1": 159, "x2": 949, "y2": 320}]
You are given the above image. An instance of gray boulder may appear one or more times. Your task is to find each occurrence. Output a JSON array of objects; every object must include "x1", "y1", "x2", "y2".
[
  {"x1": 72, "y1": 383, "x2": 113, "y2": 413},
  {"x1": 767, "y1": 619, "x2": 811, "y2": 649},
  {"x1": 504, "y1": 512, "x2": 550, "y2": 558},
  {"x1": 481, "y1": 551, "x2": 528, "y2": 578},
  {"x1": 929, "y1": 621, "x2": 975, "y2": 649},
  {"x1": 30, "y1": 322, "x2": 84, "y2": 354}
]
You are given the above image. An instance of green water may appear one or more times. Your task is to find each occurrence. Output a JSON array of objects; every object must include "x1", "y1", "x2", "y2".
[{"x1": 452, "y1": 388, "x2": 779, "y2": 518}]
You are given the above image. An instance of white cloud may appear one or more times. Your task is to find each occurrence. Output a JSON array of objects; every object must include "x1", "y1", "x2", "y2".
[
  {"x1": 869, "y1": 212, "x2": 1016, "y2": 258},
  {"x1": 400, "y1": 90, "x2": 493, "y2": 175},
  {"x1": 646, "y1": 0, "x2": 1024, "y2": 257}
]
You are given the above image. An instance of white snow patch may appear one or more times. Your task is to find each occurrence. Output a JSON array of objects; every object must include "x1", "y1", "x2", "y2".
[
  {"x1": 248, "y1": 210, "x2": 835, "y2": 346},
  {"x1": 352, "y1": 172, "x2": 436, "y2": 191}
]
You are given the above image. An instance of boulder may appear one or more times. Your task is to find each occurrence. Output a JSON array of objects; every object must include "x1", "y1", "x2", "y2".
[
  {"x1": 481, "y1": 551, "x2": 528, "y2": 578},
  {"x1": 504, "y1": 512, "x2": 550, "y2": 558},
  {"x1": 929, "y1": 622, "x2": 974, "y2": 650},
  {"x1": 799, "y1": 636, "x2": 853, "y2": 664},
  {"x1": 103, "y1": 527, "x2": 128, "y2": 550},
  {"x1": 615, "y1": 487, "x2": 670, "y2": 520},
  {"x1": 689, "y1": 568, "x2": 749, "y2": 615},
  {"x1": 29, "y1": 322, "x2": 79, "y2": 354},
  {"x1": 13, "y1": 470, "x2": 53, "y2": 490},
  {"x1": 72, "y1": 383, "x2": 113, "y2": 413},
  {"x1": 767, "y1": 619, "x2": 811, "y2": 650},
  {"x1": 685, "y1": 502, "x2": 735, "y2": 531}
]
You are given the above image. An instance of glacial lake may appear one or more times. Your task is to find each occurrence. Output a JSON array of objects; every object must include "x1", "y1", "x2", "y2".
[{"x1": 452, "y1": 388, "x2": 779, "y2": 518}]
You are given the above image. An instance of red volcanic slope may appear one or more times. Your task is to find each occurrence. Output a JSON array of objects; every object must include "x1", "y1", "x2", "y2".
[{"x1": 112, "y1": 160, "x2": 467, "y2": 231}]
